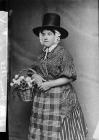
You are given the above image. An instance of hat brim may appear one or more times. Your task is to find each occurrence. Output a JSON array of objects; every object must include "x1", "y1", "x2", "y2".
[{"x1": 33, "y1": 26, "x2": 68, "y2": 39}]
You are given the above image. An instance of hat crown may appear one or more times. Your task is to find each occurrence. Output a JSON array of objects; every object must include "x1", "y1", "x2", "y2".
[
  {"x1": 33, "y1": 12, "x2": 68, "y2": 39},
  {"x1": 42, "y1": 13, "x2": 60, "y2": 27}
]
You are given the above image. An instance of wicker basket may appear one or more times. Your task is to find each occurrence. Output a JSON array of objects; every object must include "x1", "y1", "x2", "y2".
[
  {"x1": 16, "y1": 68, "x2": 36, "y2": 102},
  {"x1": 18, "y1": 88, "x2": 34, "y2": 102}
]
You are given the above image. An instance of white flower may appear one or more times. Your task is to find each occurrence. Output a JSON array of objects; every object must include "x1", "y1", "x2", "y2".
[
  {"x1": 10, "y1": 71, "x2": 36, "y2": 90},
  {"x1": 15, "y1": 74, "x2": 19, "y2": 79},
  {"x1": 10, "y1": 82, "x2": 14, "y2": 86},
  {"x1": 19, "y1": 76, "x2": 24, "y2": 80},
  {"x1": 12, "y1": 79, "x2": 17, "y2": 83},
  {"x1": 25, "y1": 77, "x2": 31, "y2": 82},
  {"x1": 16, "y1": 79, "x2": 21, "y2": 85}
]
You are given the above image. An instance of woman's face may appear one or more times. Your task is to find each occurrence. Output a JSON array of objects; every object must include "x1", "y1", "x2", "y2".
[{"x1": 40, "y1": 30, "x2": 56, "y2": 47}]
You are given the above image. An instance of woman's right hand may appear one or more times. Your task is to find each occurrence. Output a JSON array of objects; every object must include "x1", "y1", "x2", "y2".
[{"x1": 32, "y1": 74, "x2": 46, "y2": 86}]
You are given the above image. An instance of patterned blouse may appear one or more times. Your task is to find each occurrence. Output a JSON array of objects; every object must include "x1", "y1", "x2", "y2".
[{"x1": 30, "y1": 45, "x2": 77, "y2": 81}]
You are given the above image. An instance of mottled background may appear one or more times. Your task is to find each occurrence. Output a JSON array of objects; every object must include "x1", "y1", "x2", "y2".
[{"x1": 8, "y1": 0, "x2": 98, "y2": 140}]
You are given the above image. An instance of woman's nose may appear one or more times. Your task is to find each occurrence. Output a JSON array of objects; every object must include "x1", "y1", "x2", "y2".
[{"x1": 44, "y1": 35, "x2": 48, "y2": 40}]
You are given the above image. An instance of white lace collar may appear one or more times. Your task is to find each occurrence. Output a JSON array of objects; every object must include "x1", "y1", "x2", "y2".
[{"x1": 43, "y1": 44, "x2": 57, "y2": 53}]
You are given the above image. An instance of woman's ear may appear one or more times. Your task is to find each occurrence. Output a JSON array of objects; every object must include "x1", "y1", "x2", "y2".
[{"x1": 54, "y1": 30, "x2": 61, "y2": 44}]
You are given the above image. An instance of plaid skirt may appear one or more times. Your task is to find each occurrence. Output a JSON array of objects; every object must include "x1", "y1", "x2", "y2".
[{"x1": 28, "y1": 86, "x2": 88, "y2": 140}]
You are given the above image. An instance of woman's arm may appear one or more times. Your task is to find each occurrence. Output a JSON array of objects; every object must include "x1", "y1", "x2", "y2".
[
  {"x1": 38, "y1": 77, "x2": 73, "y2": 91},
  {"x1": 49, "y1": 77, "x2": 72, "y2": 87}
]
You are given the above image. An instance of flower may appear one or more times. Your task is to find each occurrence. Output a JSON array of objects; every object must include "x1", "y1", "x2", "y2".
[
  {"x1": 25, "y1": 77, "x2": 31, "y2": 82},
  {"x1": 15, "y1": 74, "x2": 19, "y2": 79},
  {"x1": 10, "y1": 73, "x2": 36, "y2": 91},
  {"x1": 10, "y1": 69, "x2": 37, "y2": 102},
  {"x1": 10, "y1": 82, "x2": 14, "y2": 86},
  {"x1": 20, "y1": 76, "x2": 24, "y2": 80},
  {"x1": 19, "y1": 79, "x2": 27, "y2": 89}
]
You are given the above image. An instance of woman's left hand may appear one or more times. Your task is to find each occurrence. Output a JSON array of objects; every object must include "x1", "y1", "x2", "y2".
[{"x1": 38, "y1": 81, "x2": 52, "y2": 91}]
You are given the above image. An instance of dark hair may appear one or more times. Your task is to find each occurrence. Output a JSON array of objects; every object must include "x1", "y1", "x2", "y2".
[{"x1": 40, "y1": 28, "x2": 55, "y2": 34}]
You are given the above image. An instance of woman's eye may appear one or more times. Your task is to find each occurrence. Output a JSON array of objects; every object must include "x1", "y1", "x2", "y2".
[
  {"x1": 41, "y1": 31, "x2": 54, "y2": 36},
  {"x1": 42, "y1": 33, "x2": 45, "y2": 36},
  {"x1": 48, "y1": 32, "x2": 52, "y2": 36}
]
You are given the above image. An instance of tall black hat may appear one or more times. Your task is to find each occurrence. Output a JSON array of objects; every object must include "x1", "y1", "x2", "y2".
[{"x1": 33, "y1": 13, "x2": 68, "y2": 39}]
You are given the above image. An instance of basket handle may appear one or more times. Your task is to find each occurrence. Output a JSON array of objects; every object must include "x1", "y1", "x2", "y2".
[{"x1": 18, "y1": 68, "x2": 36, "y2": 77}]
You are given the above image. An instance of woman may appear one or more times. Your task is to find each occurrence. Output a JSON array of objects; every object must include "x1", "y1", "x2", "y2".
[{"x1": 28, "y1": 13, "x2": 88, "y2": 140}]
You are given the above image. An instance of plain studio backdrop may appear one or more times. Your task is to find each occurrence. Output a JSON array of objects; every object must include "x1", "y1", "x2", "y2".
[{"x1": 8, "y1": 0, "x2": 98, "y2": 140}]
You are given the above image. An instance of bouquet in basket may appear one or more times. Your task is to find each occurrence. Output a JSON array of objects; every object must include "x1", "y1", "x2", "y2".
[{"x1": 10, "y1": 68, "x2": 37, "y2": 102}]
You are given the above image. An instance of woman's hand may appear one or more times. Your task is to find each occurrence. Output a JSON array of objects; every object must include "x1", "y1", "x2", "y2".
[
  {"x1": 32, "y1": 74, "x2": 46, "y2": 86},
  {"x1": 38, "y1": 81, "x2": 52, "y2": 91}
]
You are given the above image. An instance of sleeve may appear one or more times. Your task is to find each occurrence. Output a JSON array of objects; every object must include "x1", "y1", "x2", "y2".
[
  {"x1": 27, "y1": 60, "x2": 42, "y2": 77},
  {"x1": 59, "y1": 51, "x2": 77, "y2": 81},
  {"x1": 27, "y1": 57, "x2": 45, "y2": 77},
  {"x1": 30, "y1": 61, "x2": 40, "y2": 71}
]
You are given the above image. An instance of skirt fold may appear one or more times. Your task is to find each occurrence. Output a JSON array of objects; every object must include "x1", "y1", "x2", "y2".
[{"x1": 60, "y1": 104, "x2": 88, "y2": 140}]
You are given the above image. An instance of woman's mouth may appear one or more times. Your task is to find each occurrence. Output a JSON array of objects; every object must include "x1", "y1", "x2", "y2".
[{"x1": 44, "y1": 40, "x2": 49, "y2": 42}]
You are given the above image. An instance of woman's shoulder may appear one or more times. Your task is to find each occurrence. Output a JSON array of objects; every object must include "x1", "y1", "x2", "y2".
[
  {"x1": 54, "y1": 45, "x2": 64, "y2": 56},
  {"x1": 56, "y1": 45, "x2": 73, "y2": 60},
  {"x1": 37, "y1": 49, "x2": 45, "y2": 60}
]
